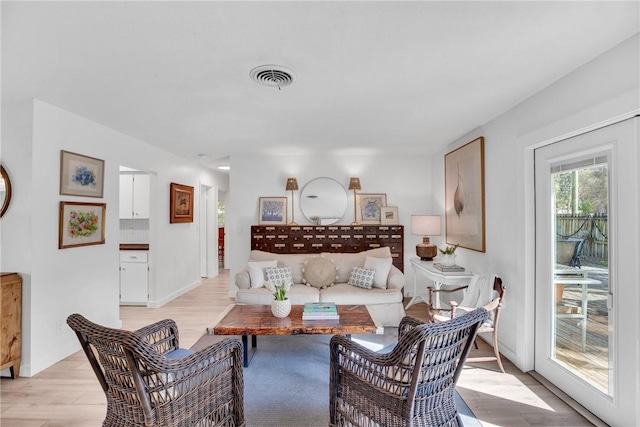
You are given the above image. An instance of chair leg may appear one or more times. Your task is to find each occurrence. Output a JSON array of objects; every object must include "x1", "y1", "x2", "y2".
[
  {"x1": 493, "y1": 331, "x2": 505, "y2": 373},
  {"x1": 473, "y1": 337, "x2": 479, "y2": 349}
]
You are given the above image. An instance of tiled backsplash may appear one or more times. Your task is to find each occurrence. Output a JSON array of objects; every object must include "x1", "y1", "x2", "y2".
[{"x1": 120, "y1": 218, "x2": 149, "y2": 243}]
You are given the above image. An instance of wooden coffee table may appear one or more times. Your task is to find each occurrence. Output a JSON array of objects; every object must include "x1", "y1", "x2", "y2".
[{"x1": 212, "y1": 304, "x2": 380, "y2": 367}]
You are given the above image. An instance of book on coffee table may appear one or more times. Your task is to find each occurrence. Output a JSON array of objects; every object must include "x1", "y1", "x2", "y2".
[
  {"x1": 303, "y1": 302, "x2": 338, "y2": 313},
  {"x1": 303, "y1": 302, "x2": 339, "y2": 320}
]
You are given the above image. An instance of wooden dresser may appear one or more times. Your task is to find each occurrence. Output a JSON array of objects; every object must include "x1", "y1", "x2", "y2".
[
  {"x1": 0, "y1": 272, "x2": 21, "y2": 378},
  {"x1": 250, "y1": 225, "x2": 404, "y2": 272}
]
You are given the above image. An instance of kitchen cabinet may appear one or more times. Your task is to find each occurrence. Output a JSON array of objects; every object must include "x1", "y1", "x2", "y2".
[
  {"x1": 119, "y1": 173, "x2": 150, "y2": 219},
  {"x1": 119, "y1": 251, "x2": 148, "y2": 305}
]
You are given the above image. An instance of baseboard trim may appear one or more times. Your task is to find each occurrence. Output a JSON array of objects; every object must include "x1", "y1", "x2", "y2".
[{"x1": 528, "y1": 371, "x2": 608, "y2": 427}]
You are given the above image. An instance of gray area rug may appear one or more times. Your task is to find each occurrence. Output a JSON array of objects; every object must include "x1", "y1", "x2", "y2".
[{"x1": 192, "y1": 333, "x2": 482, "y2": 427}]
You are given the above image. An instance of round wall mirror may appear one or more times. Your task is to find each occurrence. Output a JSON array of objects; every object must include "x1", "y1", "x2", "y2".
[
  {"x1": 300, "y1": 177, "x2": 348, "y2": 225},
  {"x1": 0, "y1": 165, "x2": 12, "y2": 218}
]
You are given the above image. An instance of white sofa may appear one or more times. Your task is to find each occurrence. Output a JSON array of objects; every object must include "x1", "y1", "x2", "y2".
[{"x1": 234, "y1": 247, "x2": 406, "y2": 327}]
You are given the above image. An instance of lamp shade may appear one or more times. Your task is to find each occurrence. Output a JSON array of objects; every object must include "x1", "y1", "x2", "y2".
[
  {"x1": 348, "y1": 177, "x2": 361, "y2": 191},
  {"x1": 411, "y1": 215, "x2": 442, "y2": 236},
  {"x1": 285, "y1": 177, "x2": 299, "y2": 191}
]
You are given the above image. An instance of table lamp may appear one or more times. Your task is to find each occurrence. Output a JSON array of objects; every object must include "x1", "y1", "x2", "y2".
[
  {"x1": 411, "y1": 215, "x2": 441, "y2": 260},
  {"x1": 348, "y1": 177, "x2": 361, "y2": 225},
  {"x1": 285, "y1": 177, "x2": 299, "y2": 225}
]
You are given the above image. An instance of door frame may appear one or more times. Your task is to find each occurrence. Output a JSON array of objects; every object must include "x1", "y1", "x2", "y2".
[
  {"x1": 522, "y1": 111, "x2": 640, "y2": 372},
  {"x1": 530, "y1": 115, "x2": 639, "y2": 426}
]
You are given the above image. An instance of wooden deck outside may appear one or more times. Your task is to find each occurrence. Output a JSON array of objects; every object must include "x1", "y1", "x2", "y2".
[{"x1": 554, "y1": 266, "x2": 609, "y2": 391}]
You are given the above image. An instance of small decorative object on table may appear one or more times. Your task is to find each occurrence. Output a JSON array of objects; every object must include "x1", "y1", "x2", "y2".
[
  {"x1": 264, "y1": 280, "x2": 292, "y2": 318},
  {"x1": 303, "y1": 302, "x2": 339, "y2": 320},
  {"x1": 438, "y1": 244, "x2": 459, "y2": 266}
]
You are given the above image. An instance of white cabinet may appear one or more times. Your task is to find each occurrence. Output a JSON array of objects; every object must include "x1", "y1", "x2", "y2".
[
  {"x1": 119, "y1": 251, "x2": 148, "y2": 305},
  {"x1": 119, "y1": 174, "x2": 150, "y2": 219}
]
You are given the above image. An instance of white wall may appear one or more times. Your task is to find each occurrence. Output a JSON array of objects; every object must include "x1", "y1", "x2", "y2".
[
  {"x1": 226, "y1": 153, "x2": 434, "y2": 295},
  {"x1": 0, "y1": 99, "x2": 228, "y2": 376},
  {"x1": 430, "y1": 33, "x2": 639, "y2": 371}
]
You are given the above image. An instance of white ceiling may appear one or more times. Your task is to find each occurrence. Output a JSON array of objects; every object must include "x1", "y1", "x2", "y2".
[{"x1": 3, "y1": 1, "x2": 638, "y2": 170}]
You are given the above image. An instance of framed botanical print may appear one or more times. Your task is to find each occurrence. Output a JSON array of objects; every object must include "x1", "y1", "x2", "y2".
[
  {"x1": 60, "y1": 150, "x2": 105, "y2": 198},
  {"x1": 445, "y1": 136, "x2": 485, "y2": 252},
  {"x1": 59, "y1": 201, "x2": 106, "y2": 249},
  {"x1": 170, "y1": 182, "x2": 194, "y2": 223},
  {"x1": 355, "y1": 193, "x2": 387, "y2": 225},
  {"x1": 259, "y1": 197, "x2": 287, "y2": 225}
]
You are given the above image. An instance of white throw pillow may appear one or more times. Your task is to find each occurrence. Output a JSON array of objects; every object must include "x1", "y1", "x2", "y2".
[
  {"x1": 347, "y1": 267, "x2": 376, "y2": 289},
  {"x1": 364, "y1": 256, "x2": 392, "y2": 289},
  {"x1": 247, "y1": 260, "x2": 278, "y2": 288}
]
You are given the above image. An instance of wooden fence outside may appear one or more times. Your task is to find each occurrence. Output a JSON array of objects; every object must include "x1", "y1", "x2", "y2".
[{"x1": 556, "y1": 214, "x2": 608, "y2": 260}]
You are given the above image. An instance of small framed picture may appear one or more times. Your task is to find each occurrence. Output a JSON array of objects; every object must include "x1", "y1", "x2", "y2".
[
  {"x1": 259, "y1": 197, "x2": 287, "y2": 225},
  {"x1": 60, "y1": 150, "x2": 105, "y2": 198},
  {"x1": 380, "y1": 206, "x2": 399, "y2": 225},
  {"x1": 59, "y1": 201, "x2": 106, "y2": 249},
  {"x1": 170, "y1": 182, "x2": 194, "y2": 223},
  {"x1": 355, "y1": 193, "x2": 387, "y2": 224}
]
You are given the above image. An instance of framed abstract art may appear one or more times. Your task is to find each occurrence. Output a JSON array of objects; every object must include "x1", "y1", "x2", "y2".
[{"x1": 444, "y1": 136, "x2": 485, "y2": 252}]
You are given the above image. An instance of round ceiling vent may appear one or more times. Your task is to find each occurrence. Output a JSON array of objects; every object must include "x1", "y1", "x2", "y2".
[{"x1": 250, "y1": 65, "x2": 296, "y2": 89}]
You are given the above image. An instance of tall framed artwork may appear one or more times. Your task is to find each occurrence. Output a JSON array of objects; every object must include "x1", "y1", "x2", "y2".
[
  {"x1": 355, "y1": 193, "x2": 387, "y2": 225},
  {"x1": 258, "y1": 197, "x2": 287, "y2": 225},
  {"x1": 444, "y1": 136, "x2": 485, "y2": 252},
  {"x1": 170, "y1": 182, "x2": 194, "y2": 223},
  {"x1": 59, "y1": 201, "x2": 106, "y2": 249},
  {"x1": 60, "y1": 150, "x2": 105, "y2": 198}
]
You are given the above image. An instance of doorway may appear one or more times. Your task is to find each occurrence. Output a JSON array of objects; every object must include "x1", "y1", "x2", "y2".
[{"x1": 533, "y1": 117, "x2": 639, "y2": 425}]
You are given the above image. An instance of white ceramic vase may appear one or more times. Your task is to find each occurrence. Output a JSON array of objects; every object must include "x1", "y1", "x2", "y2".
[
  {"x1": 271, "y1": 299, "x2": 291, "y2": 318},
  {"x1": 440, "y1": 253, "x2": 457, "y2": 266}
]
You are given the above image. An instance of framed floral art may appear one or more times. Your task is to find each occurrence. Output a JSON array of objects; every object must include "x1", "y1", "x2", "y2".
[
  {"x1": 60, "y1": 150, "x2": 105, "y2": 198},
  {"x1": 59, "y1": 201, "x2": 106, "y2": 249}
]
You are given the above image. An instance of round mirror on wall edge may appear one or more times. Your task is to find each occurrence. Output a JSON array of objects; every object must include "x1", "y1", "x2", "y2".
[
  {"x1": 300, "y1": 177, "x2": 348, "y2": 225},
  {"x1": 0, "y1": 165, "x2": 12, "y2": 218}
]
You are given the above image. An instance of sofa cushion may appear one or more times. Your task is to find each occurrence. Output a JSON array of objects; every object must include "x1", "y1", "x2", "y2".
[
  {"x1": 319, "y1": 283, "x2": 404, "y2": 305},
  {"x1": 247, "y1": 260, "x2": 278, "y2": 288},
  {"x1": 364, "y1": 256, "x2": 392, "y2": 289},
  {"x1": 249, "y1": 250, "x2": 313, "y2": 284},
  {"x1": 323, "y1": 247, "x2": 392, "y2": 283},
  {"x1": 303, "y1": 257, "x2": 337, "y2": 289},
  {"x1": 264, "y1": 266, "x2": 294, "y2": 287},
  {"x1": 347, "y1": 267, "x2": 376, "y2": 289}
]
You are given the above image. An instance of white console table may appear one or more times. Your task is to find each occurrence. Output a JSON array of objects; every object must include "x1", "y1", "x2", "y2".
[{"x1": 406, "y1": 257, "x2": 473, "y2": 309}]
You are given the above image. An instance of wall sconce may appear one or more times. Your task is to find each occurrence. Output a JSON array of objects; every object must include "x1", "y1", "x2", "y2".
[
  {"x1": 348, "y1": 177, "x2": 361, "y2": 225},
  {"x1": 285, "y1": 177, "x2": 299, "y2": 225},
  {"x1": 411, "y1": 215, "x2": 442, "y2": 260}
]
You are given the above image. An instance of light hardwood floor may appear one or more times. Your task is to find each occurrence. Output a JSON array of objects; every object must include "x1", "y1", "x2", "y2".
[{"x1": 1, "y1": 270, "x2": 597, "y2": 427}]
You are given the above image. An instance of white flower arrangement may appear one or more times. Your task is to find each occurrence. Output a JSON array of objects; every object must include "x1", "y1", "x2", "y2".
[{"x1": 263, "y1": 280, "x2": 291, "y2": 301}]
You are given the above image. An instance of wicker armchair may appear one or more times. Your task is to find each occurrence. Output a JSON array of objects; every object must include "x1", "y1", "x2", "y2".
[
  {"x1": 67, "y1": 314, "x2": 245, "y2": 427},
  {"x1": 329, "y1": 308, "x2": 488, "y2": 427}
]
